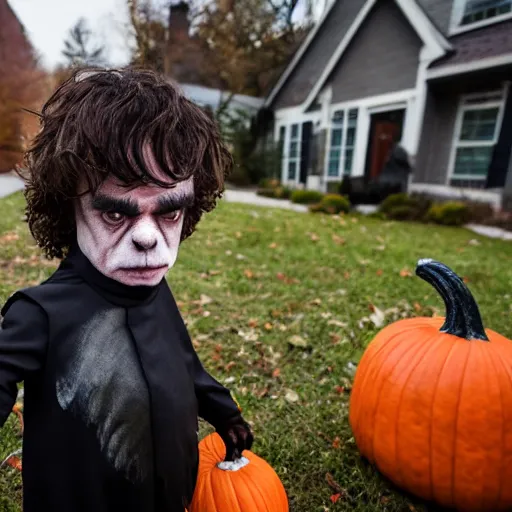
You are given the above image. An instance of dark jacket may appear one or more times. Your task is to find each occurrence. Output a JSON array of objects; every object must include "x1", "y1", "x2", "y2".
[{"x1": 0, "y1": 245, "x2": 240, "y2": 511}]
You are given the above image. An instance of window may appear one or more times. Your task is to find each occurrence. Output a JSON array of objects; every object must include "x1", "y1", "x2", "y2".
[
  {"x1": 450, "y1": 93, "x2": 504, "y2": 184},
  {"x1": 327, "y1": 108, "x2": 358, "y2": 178},
  {"x1": 287, "y1": 123, "x2": 301, "y2": 182},
  {"x1": 454, "y1": 0, "x2": 512, "y2": 29}
]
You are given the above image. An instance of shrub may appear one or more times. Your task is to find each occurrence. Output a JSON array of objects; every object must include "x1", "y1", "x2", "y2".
[
  {"x1": 464, "y1": 201, "x2": 495, "y2": 223},
  {"x1": 274, "y1": 186, "x2": 292, "y2": 199},
  {"x1": 256, "y1": 188, "x2": 277, "y2": 198},
  {"x1": 258, "y1": 178, "x2": 280, "y2": 189},
  {"x1": 379, "y1": 193, "x2": 410, "y2": 214},
  {"x1": 290, "y1": 189, "x2": 324, "y2": 204},
  {"x1": 256, "y1": 185, "x2": 292, "y2": 200},
  {"x1": 379, "y1": 193, "x2": 433, "y2": 221},
  {"x1": 310, "y1": 194, "x2": 351, "y2": 214},
  {"x1": 425, "y1": 201, "x2": 470, "y2": 226}
]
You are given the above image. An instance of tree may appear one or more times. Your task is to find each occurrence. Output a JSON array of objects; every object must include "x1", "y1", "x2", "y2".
[
  {"x1": 192, "y1": 0, "x2": 312, "y2": 101},
  {"x1": 0, "y1": 3, "x2": 48, "y2": 172},
  {"x1": 127, "y1": 0, "x2": 168, "y2": 71},
  {"x1": 62, "y1": 18, "x2": 106, "y2": 67}
]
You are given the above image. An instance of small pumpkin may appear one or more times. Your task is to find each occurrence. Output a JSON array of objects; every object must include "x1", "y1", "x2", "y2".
[
  {"x1": 189, "y1": 432, "x2": 288, "y2": 512},
  {"x1": 349, "y1": 259, "x2": 512, "y2": 512}
]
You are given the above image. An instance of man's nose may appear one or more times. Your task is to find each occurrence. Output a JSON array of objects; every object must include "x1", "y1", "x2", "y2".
[{"x1": 131, "y1": 223, "x2": 158, "y2": 251}]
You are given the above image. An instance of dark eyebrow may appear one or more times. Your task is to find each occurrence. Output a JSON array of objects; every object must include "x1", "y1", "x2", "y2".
[
  {"x1": 154, "y1": 193, "x2": 195, "y2": 215},
  {"x1": 92, "y1": 194, "x2": 140, "y2": 217}
]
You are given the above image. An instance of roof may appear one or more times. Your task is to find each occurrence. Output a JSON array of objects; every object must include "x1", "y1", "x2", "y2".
[
  {"x1": 264, "y1": 0, "x2": 451, "y2": 111},
  {"x1": 178, "y1": 83, "x2": 264, "y2": 112},
  {"x1": 430, "y1": 19, "x2": 512, "y2": 69}
]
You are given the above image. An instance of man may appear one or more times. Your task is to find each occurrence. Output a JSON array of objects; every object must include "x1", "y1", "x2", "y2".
[{"x1": 0, "y1": 68, "x2": 253, "y2": 511}]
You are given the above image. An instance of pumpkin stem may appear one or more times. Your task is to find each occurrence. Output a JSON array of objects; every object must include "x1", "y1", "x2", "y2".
[
  {"x1": 217, "y1": 456, "x2": 250, "y2": 472},
  {"x1": 415, "y1": 259, "x2": 488, "y2": 341}
]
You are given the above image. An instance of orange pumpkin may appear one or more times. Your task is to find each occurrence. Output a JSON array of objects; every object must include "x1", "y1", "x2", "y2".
[
  {"x1": 350, "y1": 259, "x2": 512, "y2": 512},
  {"x1": 189, "y1": 433, "x2": 288, "y2": 512}
]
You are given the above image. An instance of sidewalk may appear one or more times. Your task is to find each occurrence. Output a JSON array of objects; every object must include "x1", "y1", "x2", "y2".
[{"x1": 0, "y1": 174, "x2": 24, "y2": 198}]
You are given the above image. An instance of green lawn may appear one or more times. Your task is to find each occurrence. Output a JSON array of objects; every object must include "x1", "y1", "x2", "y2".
[{"x1": 0, "y1": 192, "x2": 511, "y2": 511}]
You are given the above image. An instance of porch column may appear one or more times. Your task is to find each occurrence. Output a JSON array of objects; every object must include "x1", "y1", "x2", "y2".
[{"x1": 501, "y1": 154, "x2": 512, "y2": 211}]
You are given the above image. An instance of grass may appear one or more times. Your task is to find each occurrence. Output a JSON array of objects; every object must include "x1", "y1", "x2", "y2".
[{"x1": 0, "y1": 191, "x2": 511, "y2": 511}]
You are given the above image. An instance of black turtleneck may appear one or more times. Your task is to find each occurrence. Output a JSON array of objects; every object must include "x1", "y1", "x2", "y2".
[{"x1": 0, "y1": 245, "x2": 240, "y2": 512}]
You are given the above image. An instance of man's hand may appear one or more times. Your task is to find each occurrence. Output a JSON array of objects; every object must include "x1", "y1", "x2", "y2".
[{"x1": 217, "y1": 416, "x2": 254, "y2": 461}]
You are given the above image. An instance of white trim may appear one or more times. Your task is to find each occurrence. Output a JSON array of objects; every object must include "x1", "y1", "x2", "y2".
[
  {"x1": 263, "y1": 0, "x2": 339, "y2": 108},
  {"x1": 446, "y1": 86, "x2": 508, "y2": 185},
  {"x1": 302, "y1": 0, "x2": 451, "y2": 111},
  {"x1": 449, "y1": 0, "x2": 512, "y2": 35},
  {"x1": 409, "y1": 183, "x2": 503, "y2": 208},
  {"x1": 329, "y1": 89, "x2": 416, "y2": 113},
  {"x1": 427, "y1": 53, "x2": 512, "y2": 80},
  {"x1": 367, "y1": 101, "x2": 408, "y2": 115}
]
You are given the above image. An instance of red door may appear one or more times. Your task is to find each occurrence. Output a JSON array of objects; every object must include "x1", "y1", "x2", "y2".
[{"x1": 369, "y1": 121, "x2": 400, "y2": 179}]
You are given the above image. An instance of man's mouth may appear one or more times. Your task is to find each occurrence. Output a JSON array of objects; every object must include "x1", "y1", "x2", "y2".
[{"x1": 119, "y1": 265, "x2": 168, "y2": 277}]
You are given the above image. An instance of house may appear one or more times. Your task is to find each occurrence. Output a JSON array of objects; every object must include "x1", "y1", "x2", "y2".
[
  {"x1": 177, "y1": 83, "x2": 264, "y2": 118},
  {"x1": 263, "y1": 0, "x2": 512, "y2": 209}
]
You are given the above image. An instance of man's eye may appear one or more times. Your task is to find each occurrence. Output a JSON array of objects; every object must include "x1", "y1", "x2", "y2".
[
  {"x1": 102, "y1": 211, "x2": 125, "y2": 224},
  {"x1": 161, "y1": 210, "x2": 182, "y2": 222}
]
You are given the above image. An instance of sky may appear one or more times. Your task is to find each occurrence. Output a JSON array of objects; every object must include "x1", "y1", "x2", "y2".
[
  {"x1": 9, "y1": 0, "x2": 136, "y2": 70},
  {"x1": 9, "y1": 0, "x2": 327, "y2": 72}
]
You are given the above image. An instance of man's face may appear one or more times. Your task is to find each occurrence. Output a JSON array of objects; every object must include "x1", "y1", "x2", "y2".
[{"x1": 75, "y1": 175, "x2": 194, "y2": 287}]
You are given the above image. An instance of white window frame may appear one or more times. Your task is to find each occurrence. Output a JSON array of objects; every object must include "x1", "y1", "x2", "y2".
[
  {"x1": 325, "y1": 107, "x2": 359, "y2": 182},
  {"x1": 275, "y1": 122, "x2": 302, "y2": 186},
  {"x1": 450, "y1": 0, "x2": 512, "y2": 35},
  {"x1": 446, "y1": 90, "x2": 507, "y2": 184}
]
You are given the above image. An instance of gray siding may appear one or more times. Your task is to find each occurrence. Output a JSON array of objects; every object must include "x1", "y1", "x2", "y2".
[
  {"x1": 328, "y1": 0, "x2": 422, "y2": 104},
  {"x1": 414, "y1": 90, "x2": 458, "y2": 184},
  {"x1": 272, "y1": 0, "x2": 365, "y2": 110},
  {"x1": 416, "y1": 0, "x2": 453, "y2": 35}
]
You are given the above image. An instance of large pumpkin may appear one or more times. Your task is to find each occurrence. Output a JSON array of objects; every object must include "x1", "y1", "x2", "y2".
[
  {"x1": 189, "y1": 433, "x2": 288, "y2": 512},
  {"x1": 349, "y1": 259, "x2": 512, "y2": 512}
]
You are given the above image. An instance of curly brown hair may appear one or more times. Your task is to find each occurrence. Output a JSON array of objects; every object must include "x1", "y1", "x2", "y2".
[{"x1": 22, "y1": 67, "x2": 233, "y2": 260}]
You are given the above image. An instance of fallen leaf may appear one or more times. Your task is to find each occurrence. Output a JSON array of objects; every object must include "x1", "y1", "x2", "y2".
[
  {"x1": 198, "y1": 294, "x2": 213, "y2": 305},
  {"x1": 327, "y1": 319, "x2": 347, "y2": 328},
  {"x1": 235, "y1": 232, "x2": 242, "y2": 239},
  {"x1": 225, "y1": 361, "x2": 236, "y2": 371},
  {"x1": 272, "y1": 368, "x2": 281, "y2": 378},
  {"x1": 269, "y1": 242, "x2": 278, "y2": 249},
  {"x1": 332, "y1": 437, "x2": 341, "y2": 449},
  {"x1": 376, "y1": 269, "x2": 383, "y2": 276},
  {"x1": 0, "y1": 232, "x2": 19, "y2": 243},
  {"x1": 414, "y1": 302, "x2": 422, "y2": 312},
  {"x1": 311, "y1": 298, "x2": 322, "y2": 306},
  {"x1": 330, "y1": 493, "x2": 341, "y2": 504},
  {"x1": 468, "y1": 239, "x2": 481, "y2": 246},
  {"x1": 326, "y1": 472, "x2": 343, "y2": 493},
  {"x1": 236, "y1": 254, "x2": 246, "y2": 260},
  {"x1": 309, "y1": 232, "x2": 320, "y2": 242},
  {"x1": 400, "y1": 268, "x2": 412, "y2": 277},
  {"x1": 264, "y1": 322, "x2": 273, "y2": 331},
  {"x1": 284, "y1": 389, "x2": 299, "y2": 403},
  {"x1": 288, "y1": 335, "x2": 308, "y2": 348},
  {"x1": 344, "y1": 271, "x2": 350, "y2": 279},
  {"x1": 332, "y1": 234, "x2": 345, "y2": 245},
  {"x1": 376, "y1": 245, "x2": 386, "y2": 251},
  {"x1": 369, "y1": 304, "x2": 385, "y2": 328},
  {"x1": 244, "y1": 269, "x2": 254, "y2": 279},
  {"x1": 248, "y1": 318, "x2": 259, "y2": 328},
  {"x1": 463, "y1": 276, "x2": 470, "y2": 283},
  {"x1": 224, "y1": 376, "x2": 236, "y2": 384},
  {"x1": 335, "y1": 385, "x2": 345, "y2": 394}
]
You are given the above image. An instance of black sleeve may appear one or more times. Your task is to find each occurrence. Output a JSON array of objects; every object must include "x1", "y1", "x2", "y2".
[{"x1": 0, "y1": 296, "x2": 48, "y2": 427}]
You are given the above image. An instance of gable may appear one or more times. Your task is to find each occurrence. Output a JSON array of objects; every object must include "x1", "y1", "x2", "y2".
[
  {"x1": 270, "y1": 0, "x2": 367, "y2": 110},
  {"x1": 326, "y1": 0, "x2": 422, "y2": 104},
  {"x1": 416, "y1": 0, "x2": 453, "y2": 35}
]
